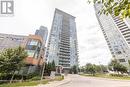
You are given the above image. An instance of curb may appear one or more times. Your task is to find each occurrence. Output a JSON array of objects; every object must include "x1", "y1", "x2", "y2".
[
  {"x1": 37, "y1": 76, "x2": 71, "y2": 87},
  {"x1": 55, "y1": 80, "x2": 71, "y2": 87}
]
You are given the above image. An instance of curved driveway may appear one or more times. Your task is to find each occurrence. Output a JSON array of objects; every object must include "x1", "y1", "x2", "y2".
[{"x1": 57, "y1": 74, "x2": 130, "y2": 87}]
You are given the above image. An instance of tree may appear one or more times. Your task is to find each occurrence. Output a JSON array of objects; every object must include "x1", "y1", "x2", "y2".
[
  {"x1": 119, "y1": 65, "x2": 128, "y2": 74},
  {"x1": 44, "y1": 60, "x2": 56, "y2": 76},
  {"x1": 128, "y1": 60, "x2": 130, "y2": 66},
  {"x1": 80, "y1": 63, "x2": 108, "y2": 75},
  {"x1": 71, "y1": 65, "x2": 78, "y2": 74},
  {"x1": 101, "y1": 65, "x2": 108, "y2": 72},
  {"x1": 0, "y1": 46, "x2": 28, "y2": 82},
  {"x1": 13, "y1": 47, "x2": 28, "y2": 71},
  {"x1": 51, "y1": 60, "x2": 56, "y2": 71},
  {"x1": 108, "y1": 59, "x2": 128, "y2": 74},
  {"x1": 91, "y1": 0, "x2": 130, "y2": 18},
  {"x1": 85, "y1": 63, "x2": 96, "y2": 76},
  {"x1": 0, "y1": 48, "x2": 15, "y2": 74},
  {"x1": 43, "y1": 62, "x2": 49, "y2": 76},
  {"x1": 47, "y1": 62, "x2": 52, "y2": 75},
  {"x1": 80, "y1": 66, "x2": 85, "y2": 73}
]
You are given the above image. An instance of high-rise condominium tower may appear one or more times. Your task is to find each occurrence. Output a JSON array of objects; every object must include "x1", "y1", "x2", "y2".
[
  {"x1": 46, "y1": 9, "x2": 78, "y2": 72},
  {"x1": 35, "y1": 26, "x2": 48, "y2": 44},
  {"x1": 94, "y1": 3, "x2": 130, "y2": 70}
]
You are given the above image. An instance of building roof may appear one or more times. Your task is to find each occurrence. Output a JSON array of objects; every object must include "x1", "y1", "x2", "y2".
[{"x1": 55, "y1": 8, "x2": 76, "y2": 19}]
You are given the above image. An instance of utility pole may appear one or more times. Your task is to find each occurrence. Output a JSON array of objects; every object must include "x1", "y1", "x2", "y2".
[{"x1": 40, "y1": 59, "x2": 46, "y2": 84}]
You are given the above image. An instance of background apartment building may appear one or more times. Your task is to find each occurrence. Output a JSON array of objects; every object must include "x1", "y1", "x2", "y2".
[
  {"x1": 0, "y1": 33, "x2": 27, "y2": 51},
  {"x1": 0, "y1": 26, "x2": 48, "y2": 74},
  {"x1": 94, "y1": 3, "x2": 130, "y2": 71},
  {"x1": 35, "y1": 26, "x2": 48, "y2": 44},
  {"x1": 46, "y1": 9, "x2": 78, "y2": 73}
]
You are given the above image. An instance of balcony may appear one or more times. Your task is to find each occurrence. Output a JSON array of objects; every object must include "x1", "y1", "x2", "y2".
[
  {"x1": 59, "y1": 59, "x2": 70, "y2": 62},
  {"x1": 59, "y1": 53, "x2": 70, "y2": 57},
  {"x1": 118, "y1": 24, "x2": 127, "y2": 28},
  {"x1": 123, "y1": 32, "x2": 130, "y2": 35},
  {"x1": 60, "y1": 50, "x2": 70, "y2": 54},
  {"x1": 59, "y1": 44, "x2": 70, "y2": 48},
  {"x1": 124, "y1": 35, "x2": 130, "y2": 38},
  {"x1": 121, "y1": 29, "x2": 130, "y2": 33}
]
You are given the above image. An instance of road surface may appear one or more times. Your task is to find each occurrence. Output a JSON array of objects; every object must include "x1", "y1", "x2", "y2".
[{"x1": 57, "y1": 74, "x2": 130, "y2": 87}]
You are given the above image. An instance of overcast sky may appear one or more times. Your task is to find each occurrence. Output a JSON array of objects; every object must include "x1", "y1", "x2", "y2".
[{"x1": 0, "y1": 0, "x2": 112, "y2": 66}]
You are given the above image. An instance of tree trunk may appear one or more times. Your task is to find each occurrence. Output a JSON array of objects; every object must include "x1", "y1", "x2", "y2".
[
  {"x1": 10, "y1": 71, "x2": 15, "y2": 83},
  {"x1": 20, "y1": 75, "x2": 23, "y2": 83},
  {"x1": 117, "y1": 71, "x2": 119, "y2": 75}
]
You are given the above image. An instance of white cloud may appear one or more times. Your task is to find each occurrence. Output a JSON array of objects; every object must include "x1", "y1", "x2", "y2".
[{"x1": 0, "y1": 0, "x2": 112, "y2": 66}]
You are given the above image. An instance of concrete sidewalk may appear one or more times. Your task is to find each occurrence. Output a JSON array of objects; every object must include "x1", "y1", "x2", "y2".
[{"x1": 36, "y1": 75, "x2": 71, "y2": 87}]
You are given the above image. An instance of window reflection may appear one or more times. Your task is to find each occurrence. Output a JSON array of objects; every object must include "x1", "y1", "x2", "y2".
[
  {"x1": 27, "y1": 50, "x2": 35, "y2": 57},
  {"x1": 26, "y1": 39, "x2": 42, "y2": 59},
  {"x1": 30, "y1": 40, "x2": 38, "y2": 45}
]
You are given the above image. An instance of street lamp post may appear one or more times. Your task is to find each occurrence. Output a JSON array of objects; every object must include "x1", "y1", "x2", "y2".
[{"x1": 99, "y1": 61, "x2": 103, "y2": 73}]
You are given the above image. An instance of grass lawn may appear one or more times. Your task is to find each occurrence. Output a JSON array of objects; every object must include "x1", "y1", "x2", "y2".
[
  {"x1": 0, "y1": 80, "x2": 48, "y2": 87},
  {"x1": 54, "y1": 76, "x2": 64, "y2": 81},
  {"x1": 0, "y1": 76, "x2": 64, "y2": 87},
  {"x1": 80, "y1": 74, "x2": 130, "y2": 80}
]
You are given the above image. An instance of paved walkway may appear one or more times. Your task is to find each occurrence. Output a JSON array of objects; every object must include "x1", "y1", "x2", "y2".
[{"x1": 36, "y1": 75, "x2": 71, "y2": 87}]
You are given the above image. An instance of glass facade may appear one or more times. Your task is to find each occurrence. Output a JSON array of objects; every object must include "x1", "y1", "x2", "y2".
[
  {"x1": 26, "y1": 39, "x2": 42, "y2": 59},
  {"x1": 46, "y1": 9, "x2": 78, "y2": 70},
  {"x1": 35, "y1": 26, "x2": 48, "y2": 43},
  {"x1": 94, "y1": 3, "x2": 130, "y2": 71}
]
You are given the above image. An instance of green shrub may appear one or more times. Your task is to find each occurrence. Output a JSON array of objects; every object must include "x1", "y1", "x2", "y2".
[
  {"x1": 25, "y1": 73, "x2": 39, "y2": 80},
  {"x1": 61, "y1": 75, "x2": 64, "y2": 79},
  {"x1": 55, "y1": 76, "x2": 64, "y2": 81},
  {"x1": 30, "y1": 76, "x2": 41, "y2": 81},
  {"x1": 110, "y1": 74, "x2": 124, "y2": 77},
  {"x1": 0, "y1": 74, "x2": 24, "y2": 84},
  {"x1": 55, "y1": 73, "x2": 62, "y2": 76},
  {"x1": 0, "y1": 74, "x2": 24, "y2": 80}
]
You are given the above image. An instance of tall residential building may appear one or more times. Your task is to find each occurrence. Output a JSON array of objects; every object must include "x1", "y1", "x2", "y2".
[
  {"x1": 94, "y1": 3, "x2": 130, "y2": 70},
  {"x1": 35, "y1": 26, "x2": 48, "y2": 60},
  {"x1": 46, "y1": 9, "x2": 78, "y2": 72},
  {"x1": 35, "y1": 26, "x2": 48, "y2": 44}
]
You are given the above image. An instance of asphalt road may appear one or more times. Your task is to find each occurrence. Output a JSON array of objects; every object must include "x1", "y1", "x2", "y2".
[{"x1": 57, "y1": 75, "x2": 130, "y2": 87}]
